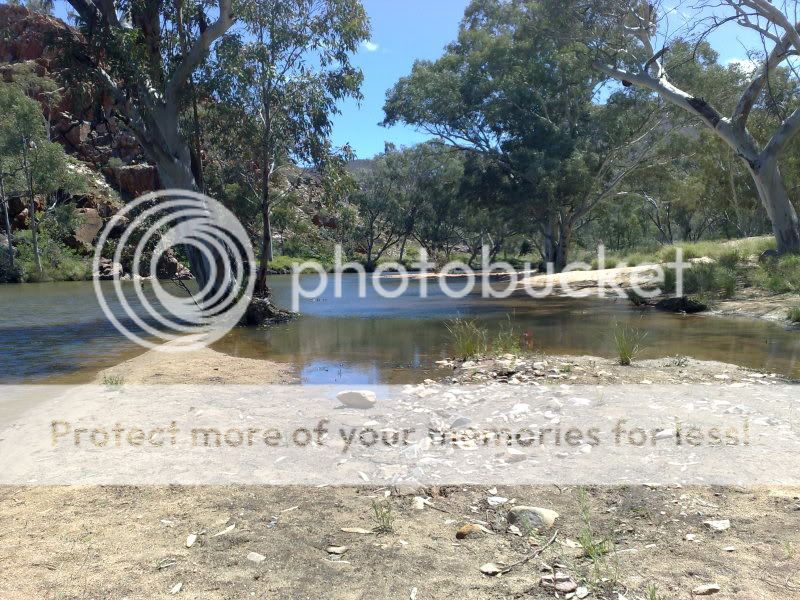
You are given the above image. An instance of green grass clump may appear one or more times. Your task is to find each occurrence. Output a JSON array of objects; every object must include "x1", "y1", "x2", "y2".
[
  {"x1": 446, "y1": 318, "x2": 488, "y2": 359},
  {"x1": 663, "y1": 262, "x2": 738, "y2": 299},
  {"x1": 789, "y1": 306, "x2": 800, "y2": 323},
  {"x1": 370, "y1": 499, "x2": 395, "y2": 534},
  {"x1": 613, "y1": 322, "x2": 647, "y2": 366},
  {"x1": 750, "y1": 254, "x2": 800, "y2": 293},
  {"x1": 492, "y1": 315, "x2": 524, "y2": 354}
]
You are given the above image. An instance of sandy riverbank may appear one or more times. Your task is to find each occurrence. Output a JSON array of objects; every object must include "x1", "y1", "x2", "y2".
[{"x1": 94, "y1": 342, "x2": 297, "y2": 385}]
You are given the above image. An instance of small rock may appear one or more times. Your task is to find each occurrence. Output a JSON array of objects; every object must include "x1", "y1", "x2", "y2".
[
  {"x1": 576, "y1": 587, "x2": 590, "y2": 599},
  {"x1": 247, "y1": 551, "x2": 266, "y2": 564},
  {"x1": 456, "y1": 523, "x2": 483, "y2": 539},
  {"x1": 541, "y1": 572, "x2": 577, "y2": 593},
  {"x1": 326, "y1": 546, "x2": 348, "y2": 555},
  {"x1": 487, "y1": 496, "x2": 509, "y2": 507},
  {"x1": 722, "y1": 546, "x2": 736, "y2": 552},
  {"x1": 507, "y1": 506, "x2": 559, "y2": 531},
  {"x1": 685, "y1": 533, "x2": 696, "y2": 541},
  {"x1": 336, "y1": 390, "x2": 377, "y2": 409},
  {"x1": 703, "y1": 519, "x2": 730, "y2": 532},
  {"x1": 170, "y1": 582, "x2": 182, "y2": 595},
  {"x1": 692, "y1": 583, "x2": 721, "y2": 595},
  {"x1": 412, "y1": 496, "x2": 427, "y2": 510},
  {"x1": 341, "y1": 527, "x2": 373, "y2": 534},
  {"x1": 185, "y1": 533, "x2": 197, "y2": 548},
  {"x1": 212, "y1": 523, "x2": 235, "y2": 537}
]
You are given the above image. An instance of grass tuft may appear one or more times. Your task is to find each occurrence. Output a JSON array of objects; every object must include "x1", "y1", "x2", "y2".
[
  {"x1": 446, "y1": 318, "x2": 488, "y2": 359},
  {"x1": 370, "y1": 499, "x2": 395, "y2": 534},
  {"x1": 613, "y1": 322, "x2": 647, "y2": 366}
]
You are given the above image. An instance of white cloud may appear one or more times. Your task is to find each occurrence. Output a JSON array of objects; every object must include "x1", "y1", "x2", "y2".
[
  {"x1": 362, "y1": 40, "x2": 379, "y2": 52},
  {"x1": 726, "y1": 58, "x2": 760, "y2": 75}
]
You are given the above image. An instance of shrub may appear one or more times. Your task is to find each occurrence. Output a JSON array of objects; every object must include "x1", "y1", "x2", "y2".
[
  {"x1": 789, "y1": 306, "x2": 800, "y2": 323},
  {"x1": 446, "y1": 318, "x2": 488, "y2": 359},
  {"x1": 717, "y1": 250, "x2": 742, "y2": 270},
  {"x1": 750, "y1": 255, "x2": 800, "y2": 293},
  {"x1": 663, "y1": 263, "x2": 738, "y2": 299},
  {"x1": 15, "y1": 227, "x2": 90, "y2": 283},
  {"x1": 613, "y1": 322, "x2": 647, "y2": 366}
]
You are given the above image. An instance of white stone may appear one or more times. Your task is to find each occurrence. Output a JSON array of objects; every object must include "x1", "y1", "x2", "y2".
[{"x1": 336, "y1": 390, "x2": 377, "y2": 409}]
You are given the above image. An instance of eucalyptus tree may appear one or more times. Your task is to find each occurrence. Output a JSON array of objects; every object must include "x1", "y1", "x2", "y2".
[
  {"x1": 383, "y1": 0, "x2": 664, "y2": 271},
  {"x1": 593, "y1": 0, "x2": 800, "y2": 254},
  {"x1": 0, "y1": 82, "x2": 77, "y2": 276},
  {"x1": 64, "y1": 0, "x2": 237, "y2": 297},
  {"x1": 208, "y1": 0, "x2": 369, "y2": 295}
]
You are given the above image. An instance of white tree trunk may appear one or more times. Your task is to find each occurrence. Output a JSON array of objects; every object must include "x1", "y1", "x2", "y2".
[{"x1": 747, "y1": 157, "x2": 800, "y2": 253}]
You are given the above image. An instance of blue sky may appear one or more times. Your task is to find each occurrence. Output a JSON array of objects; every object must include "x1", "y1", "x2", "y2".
[
  {"x1": 52, "y1": 0, "x2": 762, "y2": 160},
  {"x1": 328, "y1": 0, "x2": 470, "y2": 159}
]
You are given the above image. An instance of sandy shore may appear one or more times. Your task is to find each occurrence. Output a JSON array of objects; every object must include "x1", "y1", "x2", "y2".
[{"x1": 94, "y1": 342, "x2": 297, "y2": 385}]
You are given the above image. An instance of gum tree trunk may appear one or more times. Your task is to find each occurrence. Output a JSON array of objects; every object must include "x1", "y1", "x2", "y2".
[{"x1": 747, "y1": 157, "x2": 800, "y2": 254}]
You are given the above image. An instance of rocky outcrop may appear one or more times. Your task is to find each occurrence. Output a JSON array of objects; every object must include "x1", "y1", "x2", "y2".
[
  {"x1": 0, "y1": 4, "x2": 80, "y2": 64},
  {"x1": 0, "y1": 5, "x2": 151, "y2": 174},
  {"x1": 104, "y1": 164, "x2": 160, "y2": 198}
]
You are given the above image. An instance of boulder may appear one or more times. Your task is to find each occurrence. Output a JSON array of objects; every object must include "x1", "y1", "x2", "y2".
[
  {"x1": 64, "y1": 207, "x2": 103, "y2": 252},
  {"x1": 106, "y1": 164, "x2": 160, "y2": 198},
  {"x1": 654, "y1": 296, "x2": 708, "y2": 314}
]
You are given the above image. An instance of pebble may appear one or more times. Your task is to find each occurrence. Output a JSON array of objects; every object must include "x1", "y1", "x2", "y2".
[
  {"x1": 326, "y1": 546, "x2": 348, "y2": 555},
  {"x1": 487, "y1": 496, "x2": 509, "y2": 507},
  {"x1": 703, "y1": 519, "x2": 730, "y2": 532},
  {"x1": 692, "y1": 583, "x2": 721, "y2": 595},
  {"x1": 247, "y1": 551, "x2": 266, "y2": 564},
  {"x1": 185, "y1": 533, "x2": 197, "y2": 548}
]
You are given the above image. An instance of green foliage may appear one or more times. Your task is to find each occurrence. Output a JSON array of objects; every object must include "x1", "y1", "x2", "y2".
[
  {"x1": 613, "y1": 322, "x2": 646, "y2": 366},
  {"x1": 750, "y1": 255, "x2": 800, "y2": 293},
  {"x1": 788, "y1": 306, "x2": 800, "y2": 323},
  {"x1": 15, "y1": 226, "x2": 90, "y2": 282},
  {"x1": 370, "y1": 499, "x2": 395, "y2": 534},
  {"x1": 663, "y1": 262, "x2": 738, "y2": 299},
  {"x1": 383, "y1": 0, "x2": 663, "y2": 270},
  {"x1": 446, "y1": 318, "x2": 488, "y2": 359}
]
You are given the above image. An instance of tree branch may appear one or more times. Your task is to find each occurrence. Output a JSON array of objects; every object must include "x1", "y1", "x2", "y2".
[
  {"x1": 165, "y1": 0, "x2": 236, "y2": 103},
  {"x1": 764, "y1": 104, "x2": 800, "y2": 158},
  {"x1": 732, "y1": 30, "x2": 795, "y2": 131}
]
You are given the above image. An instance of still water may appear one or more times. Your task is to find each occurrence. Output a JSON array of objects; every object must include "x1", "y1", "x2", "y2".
[{"x1": 1, "y1": 275, "x2": 798, "y2": 383}]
